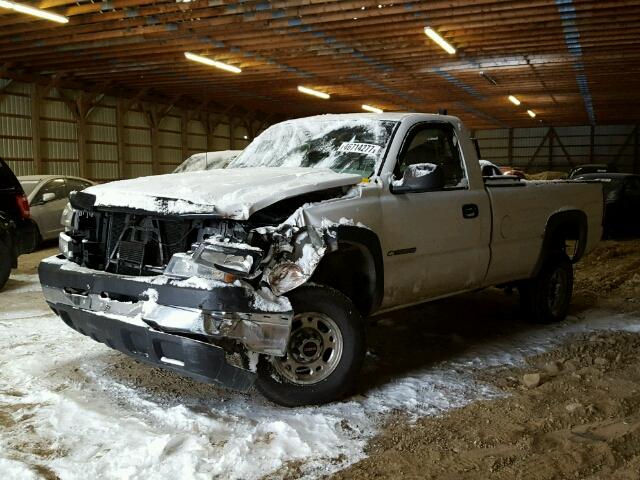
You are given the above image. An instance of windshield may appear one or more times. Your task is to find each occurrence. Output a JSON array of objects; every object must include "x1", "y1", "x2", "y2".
[
  {"x1": 173, "y1": 151, "x2": 240, "y2": 173},
  {"x1": 600, "y1": 178, "x2": 623, "y2": 194},
  {"x1": 19, "y1": 180, "x2": 39, "y2": 196},
  {"x1": 228, "y1": 118, "x2": 398, "y2": 177}
]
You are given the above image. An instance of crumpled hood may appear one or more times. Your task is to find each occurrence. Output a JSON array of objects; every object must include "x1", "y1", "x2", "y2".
[{"x1": 84, "y1": 167, "x2": 363, "y2": 219}]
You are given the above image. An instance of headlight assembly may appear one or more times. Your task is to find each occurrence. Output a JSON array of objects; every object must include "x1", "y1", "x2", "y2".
[
  {"x1": 165, "y1": 239, "x2": 263, "y2": 280},
  {"x1": 60, "y1": 202, "x2": 76, "y2": 229},
  {"x1": 193, "y1": 241, "x2": 262, "y2": 276}
]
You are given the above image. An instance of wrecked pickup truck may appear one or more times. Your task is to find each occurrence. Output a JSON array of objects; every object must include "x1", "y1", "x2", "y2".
[{"x1": 39, "y1": 113, "x2": 603, "y2": 406}]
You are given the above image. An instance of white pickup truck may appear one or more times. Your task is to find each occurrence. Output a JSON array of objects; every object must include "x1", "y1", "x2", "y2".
[{"x1": 39, "y1": 113, "x2": 603, "y2": 406}]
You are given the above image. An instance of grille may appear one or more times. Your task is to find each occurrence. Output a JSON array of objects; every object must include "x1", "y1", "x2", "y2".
[
  {"x1": 159, "y1": 220, "x2": 190, "y2": 260},
  {"x1": 118, "y1": 240, "x2": 146, "y2": 265},
  {"x1": 107, "y1": 214, "x2": 127, "y2": 257},
  {"x1": 98, "y1": 213, "x2": 192, "y2": 275}
]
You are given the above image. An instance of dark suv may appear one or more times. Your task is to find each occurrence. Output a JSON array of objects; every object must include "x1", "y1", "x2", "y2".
[{"x1": 0, "y1": 158, "x2": 38, "y2": 289}]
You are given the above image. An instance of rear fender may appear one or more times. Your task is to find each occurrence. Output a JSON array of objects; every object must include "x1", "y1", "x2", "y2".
[{"x1": 532, "y1": 210, "x2": 587, "y2": 276}]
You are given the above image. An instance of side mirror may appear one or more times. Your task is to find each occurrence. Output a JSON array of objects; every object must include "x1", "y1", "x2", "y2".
[
  {"x1": 41, "y1": 192, "x2": 56, "y2": 203},
  {"x1": 390, "y1": 163, "x2": 445, "y2": 194}
]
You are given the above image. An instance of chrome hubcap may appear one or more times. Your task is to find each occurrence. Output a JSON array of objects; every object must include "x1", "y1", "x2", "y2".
[{"x1": 273, "y1": 312, "x2": 343, "y2": 385}]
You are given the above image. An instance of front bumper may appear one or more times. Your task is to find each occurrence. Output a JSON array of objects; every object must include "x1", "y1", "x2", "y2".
[{"x1": 39, "y1": 256, "x2": 294, "y2": 391}]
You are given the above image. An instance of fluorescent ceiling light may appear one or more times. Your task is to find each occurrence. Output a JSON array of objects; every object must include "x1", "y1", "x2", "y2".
[
  {"x1": 184, "y1": 52, "x2": 241, "y2": 73},
  {"x1": 298, "y1": 85, "x2": 330, "y2": 99},
  {"x1": 527, "y1": 109, "x2": 536, "y2": 118},
  {"x1": 362, "y1": 104, "x2": 383, "y2": 114},
  {"x1": 508, "y1": 95, "x2": 521, "y2": 106},
  {"x1": 0, "y1": 0, "x2": 68, "y2": 23},
  {"x1": 424, "y1": 27, "x2": 456, "y2": 55}
]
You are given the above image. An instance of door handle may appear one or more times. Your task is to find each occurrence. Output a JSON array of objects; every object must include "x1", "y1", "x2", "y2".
[{"x1": 462, "y1": 203, "x2": 479, "y2": 219}]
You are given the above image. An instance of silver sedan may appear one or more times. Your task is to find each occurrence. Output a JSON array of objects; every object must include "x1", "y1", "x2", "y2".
[{"x1": 18, "y1": 175, "x2": 94, "y2": 242}]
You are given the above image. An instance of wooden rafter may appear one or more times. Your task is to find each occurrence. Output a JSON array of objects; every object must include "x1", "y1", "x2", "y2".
[{"x1": 0, "y1": 1, "x2": 639, "y2": 128}]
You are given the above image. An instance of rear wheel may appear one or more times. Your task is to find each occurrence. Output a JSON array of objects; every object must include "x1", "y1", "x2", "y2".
[
  {"x1": 34, "y1": 225, "x2": 43, "y2": 247},
  {"x1": 0, "y1": 234, "x2": 13, "y2": 291},
  {"x1": 256, "y1": 285, "x2": 365, "y2": 407},
  {"x1": 519, "y1": 253, "x2": 573, "y2": 324}
]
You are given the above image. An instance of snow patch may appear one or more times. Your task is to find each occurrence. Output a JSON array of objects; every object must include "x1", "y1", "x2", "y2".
[
  {"x1": 320, "y1": 216, "x2": 369, "y2": 231},
  {"x1": 84, "y1": 167, "x2": 362, "y2": 219},
  {"x1": 252, "y1": 287, "x2": 292, "y2": 312},
  {"x1": 173, "y1": 150, "x2": 241, "y2": 173},
  {"x1": 5, "y1": 272, "x2": 640, "y2": 479},
  {"x1": 3, "y1": 307, "x2": 640, "y2": 479}
]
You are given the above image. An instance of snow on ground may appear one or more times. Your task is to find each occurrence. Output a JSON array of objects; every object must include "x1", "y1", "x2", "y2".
[{"x1": 1, "y1": 273, "x2": 639, "y2": 479}]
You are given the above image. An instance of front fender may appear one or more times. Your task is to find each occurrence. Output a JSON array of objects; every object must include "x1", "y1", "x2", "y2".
[{"x1": 317, "y1": 225, "x2": 384, "y2": 316}]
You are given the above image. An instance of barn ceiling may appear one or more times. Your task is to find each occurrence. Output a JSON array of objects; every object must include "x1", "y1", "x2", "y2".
[{"x1": 1, "y1": 0, "x2": 639, "y2": 129}]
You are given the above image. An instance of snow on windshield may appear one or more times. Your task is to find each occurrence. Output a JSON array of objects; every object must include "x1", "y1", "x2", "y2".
[
  {"x1": 228, "y1": 117, "x2": 397, "y2": 177},
  {"x1": 173, "y1": 151, "x2": 241, "y2": 173}
]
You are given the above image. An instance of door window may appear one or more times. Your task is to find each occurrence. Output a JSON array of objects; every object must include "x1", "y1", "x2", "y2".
[
  {"x1": 65, "y1": 179, "x2": 91, "y2": 196},
  {"x1": 624, "y1": 177, "x2": 640, "y2": 198},
  {"x1": 395, "y1": 124, "x2": 466, "y2": 188},
  {"x1": 34, "y1": 178, "x2": 65, "y2": 204}
]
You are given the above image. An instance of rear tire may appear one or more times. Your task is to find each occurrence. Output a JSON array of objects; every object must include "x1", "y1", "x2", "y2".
[
  {"x1": 519, "y1": 253, "x2": 573, "y2": 324},
  {"x1": 34, "y1": 225, "x2": 43, "y2": 247},
  {"x1": 0, "y1": 235, "x2": 12, "y2": 291},
  {"x1": 256, "y1": 285, "x2": 366, "y2": 407}
]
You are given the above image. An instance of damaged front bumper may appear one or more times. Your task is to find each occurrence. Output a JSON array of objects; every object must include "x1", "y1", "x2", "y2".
[{"x1": 38, "y1": 256, "x2": 294, "y2": 391}]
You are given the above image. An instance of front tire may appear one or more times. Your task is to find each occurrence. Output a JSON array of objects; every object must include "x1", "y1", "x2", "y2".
[
  {"x1": 256, "y1": 285, "x2": 366, "y2": 407},
  {"x1": 519, "y1": 253, "x2": 573, "y2": 324}
]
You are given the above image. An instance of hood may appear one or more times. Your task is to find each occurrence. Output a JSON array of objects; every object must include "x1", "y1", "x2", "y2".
[{"x1": 84, "y1": 167, "x2": 363, "y2": 219}]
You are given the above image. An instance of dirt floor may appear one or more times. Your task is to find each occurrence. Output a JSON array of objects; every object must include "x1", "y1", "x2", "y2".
[
  {"x1": 1, "y1": 240, "x2": 639, "y2": 479},
  {"x1": 333, "y1": 239, "x2": 640, "y2": 480}
]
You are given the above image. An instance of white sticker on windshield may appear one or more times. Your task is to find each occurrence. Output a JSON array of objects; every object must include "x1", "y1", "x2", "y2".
[{"x1": 338, "y1": 142, "x2": 382, "y2": 156}]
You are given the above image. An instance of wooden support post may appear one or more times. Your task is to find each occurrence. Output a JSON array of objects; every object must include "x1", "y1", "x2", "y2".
[
  {"x1": 181, "y1": 109, "x2": 189, "y2": 160},
  {"x1": 116, "y1": 98, "x2": 127, "y2": 179},
  {"x1": 507, "y1": 128, "x2": 514, "y2": 166},
  {"x1": 205, "y1": 114, "x2": 221, "y2": 152},
  {"x1": 150, "y1": 123, "x2": 160, "y2": 175},
  {"x1": 0, "y1": 79, "x2": 14, "y2": 101},
  {"x1": 30, "y1": 83, "x2": 43, "y2": 174},
  {"x1": 548, "y1": 128, "x2": 554, "y2": 170},
  {"x1": 58, "y1": 89, "x2": 104, "y2": 180},
  {"x1": 243, "y1": 116, "x2": 255, "y2": 141},
  {"x1": 611, "y1": 125, "x2": 639, "y2": 167},
  {"x1": 229, "y1": 115, "x2": 236, "y2": 150},
  {"x1": 526, "y1": 128, "x2": 552, "y2": 169},
  {"x1": 206, "y1": 115, "x2": 215, "y2": 151},
  {"x1": 553, "y1": 130, "x2": 575, "y2": 168},
  {"x1": 141, "y1": 104, "x2": 161, "y2": 175},
  {"x1": 634, "y1": 124, "x2": 639, "y2": 174},
  {"x1": 77, "y1": 114, "x2": 88, "y2": 179},
  {"x1": 589, "y1": 125, "x2": 595, "y2": 163}
]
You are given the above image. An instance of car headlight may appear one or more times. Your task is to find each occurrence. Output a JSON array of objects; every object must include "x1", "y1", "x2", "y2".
[
  {"x1": 193, "y1": 241, "x2": 262, "y2": 276},
  {"x1": 164, "y1": 252, "x2": 225, "y2": 281},
  {"x1": 60, "y1": 202, "x2": 76, "y2": 229},
  {"x1": 165, "y1": 240, "x2": 263, "y2": 280},
  {"x1": 59, "y1": 232, "x2": 75, "y2": 259}
]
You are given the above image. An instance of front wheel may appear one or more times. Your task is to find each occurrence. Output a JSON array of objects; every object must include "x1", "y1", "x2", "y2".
[
  {"x1": 256, "y1": 285, "x2": 366, "y2": 407},
  {"x1": 519, "y1": 253, "x2": 573, "y2": 324}
]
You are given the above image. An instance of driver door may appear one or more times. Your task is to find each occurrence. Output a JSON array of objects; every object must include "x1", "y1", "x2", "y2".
[
  {"x1": 32, "y1": 178, "x2": 67, "y2": 240},
  {"x1": 378, "y1": 122, "x2": 491, "y2": 309}
]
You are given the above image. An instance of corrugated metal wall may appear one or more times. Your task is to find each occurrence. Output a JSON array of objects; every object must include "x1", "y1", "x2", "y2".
[
  {"x1": 0, "y1": 79, "x2": 268, "y2": 181},
  {"x1": 476, "y1": 125, "x2": 639, "y2": 173},
  {"x1": 6, "y1": 78, "x2": 635, "y2": 177}
]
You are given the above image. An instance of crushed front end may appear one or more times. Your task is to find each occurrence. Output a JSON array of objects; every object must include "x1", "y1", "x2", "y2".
[{"x1": 39, "y1": 191, "x2": 332, "y2": 390}]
